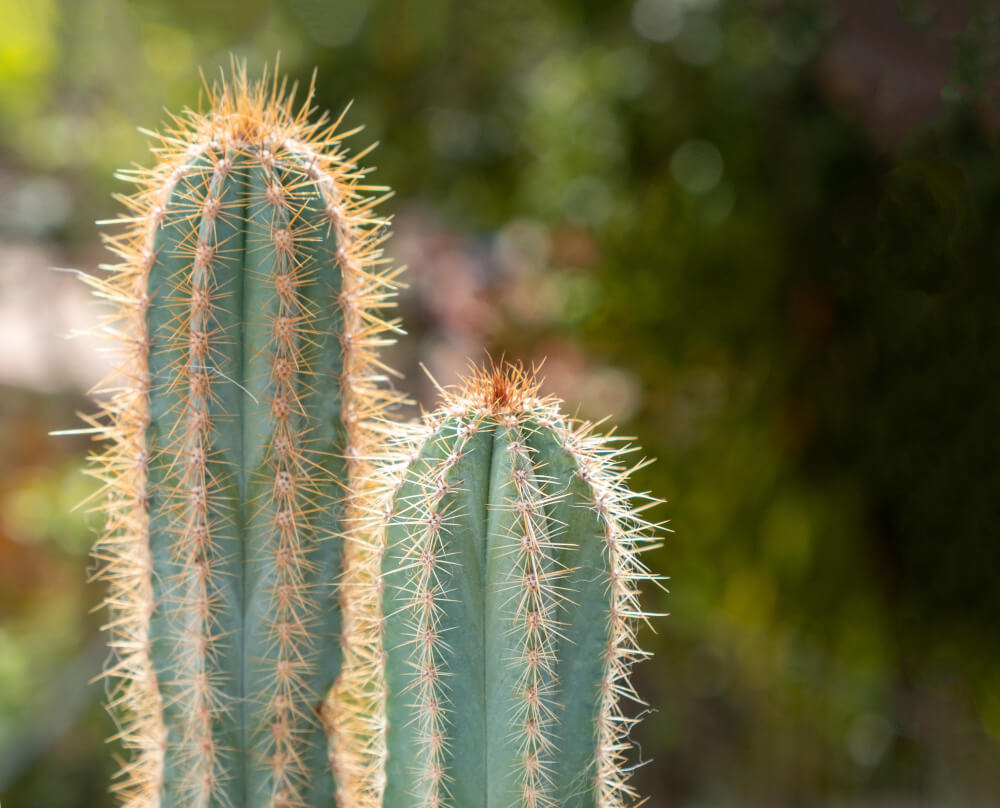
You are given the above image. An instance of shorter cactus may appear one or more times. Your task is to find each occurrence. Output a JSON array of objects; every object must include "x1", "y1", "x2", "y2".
[{"x1": 356, "y1": 362, "x2": 661, "y2": 808}]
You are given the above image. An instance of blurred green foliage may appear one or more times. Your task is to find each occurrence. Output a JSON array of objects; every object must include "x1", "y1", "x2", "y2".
[{"x1": 1, "y1": 1, "x2": 998, "y2": 806}]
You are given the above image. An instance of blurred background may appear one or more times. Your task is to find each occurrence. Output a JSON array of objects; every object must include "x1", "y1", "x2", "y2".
[{"x1": 1, "y1": 0, "x2": 999, "y2": 805}]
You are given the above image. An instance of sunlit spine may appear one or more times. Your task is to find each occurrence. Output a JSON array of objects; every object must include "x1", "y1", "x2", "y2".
[
  {"x1": 369, "y1": 363, "x2": 661, "y2": 808},
  {"x1": 86, "y1": 62, "x2": 401, "y2": 808}
]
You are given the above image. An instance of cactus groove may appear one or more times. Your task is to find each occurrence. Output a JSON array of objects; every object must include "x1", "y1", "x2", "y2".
[
  {"x1": 368, "y1": 363, "x2": 660, "y2": 808},
  {"x1": 87, "y1": 64, "x2": 400, "y2": 808}
]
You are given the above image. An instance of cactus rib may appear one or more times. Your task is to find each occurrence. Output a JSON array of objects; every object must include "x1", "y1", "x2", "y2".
[{"x1": 85, "y1": 63, "x2": 401, "y2": 808}]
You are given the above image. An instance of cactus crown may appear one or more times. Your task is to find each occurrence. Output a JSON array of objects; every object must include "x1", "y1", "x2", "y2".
[
  {"x1": 441, "y1": 360, "x2": 546, "y2": 413},
  {"x1": 85, "y1": 62, "x2": 401, "y2": 808},
  {"x1": 350, "y1": 361, "x2": 661, "y2": 808}
]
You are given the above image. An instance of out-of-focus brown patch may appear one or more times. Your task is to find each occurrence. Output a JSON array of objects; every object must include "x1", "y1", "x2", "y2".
[{"x1": 818, "y1": 0, "x2": 1000, "y2": 150}]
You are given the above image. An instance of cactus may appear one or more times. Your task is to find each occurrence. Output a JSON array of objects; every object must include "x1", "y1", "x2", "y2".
[
  {"x1": 86, "y1": 63, "x2": 400, "y2": 808},
  {"x1": 362, "y1": 362, "x2": 660, "y2": 808}
]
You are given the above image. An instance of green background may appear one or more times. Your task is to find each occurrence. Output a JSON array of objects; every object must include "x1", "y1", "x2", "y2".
[{"x1": 1, "y1": 0, "x2": 998, "y2": 805}]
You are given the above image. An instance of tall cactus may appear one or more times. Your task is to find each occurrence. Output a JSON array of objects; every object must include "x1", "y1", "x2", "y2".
[
  {"x1": 358, "y1": 362, "x2": 660, "y2": 808},
  {"x1": 86, "y1": 63, "x2": 400, "y2": 808}
]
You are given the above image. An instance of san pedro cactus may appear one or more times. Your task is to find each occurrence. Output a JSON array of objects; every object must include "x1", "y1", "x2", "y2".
[
  {"x1": 356, "y1": 363, "x2": 660, "y2": 808},
  {"x1": 86, "y1": 64, "x2": 399, "y2": 808}
]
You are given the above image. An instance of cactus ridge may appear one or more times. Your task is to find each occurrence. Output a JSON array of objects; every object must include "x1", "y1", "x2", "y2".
[
  {"x1": 353, "y1": 362, "x2": 662, "y2": 808},
  {"x1": 85, "y1": 62, "x2": 402, "y2": 808}
]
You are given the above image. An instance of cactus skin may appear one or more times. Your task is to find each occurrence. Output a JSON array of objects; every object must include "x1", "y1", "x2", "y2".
[
  {"x1": 86, "y1": 64, "x2": 400, "y2": 808},
  {"x1": 371, "y1": 363, "x2": 660, "y2": 808}
]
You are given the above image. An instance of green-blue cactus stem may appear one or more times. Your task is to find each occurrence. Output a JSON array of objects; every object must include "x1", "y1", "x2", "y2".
[
  {"x1": 377, "y1": 365, "x2": 658, "y2": 808},
  {"x1": 90, "y1": 67, "x2": 398, "y2": 808}
]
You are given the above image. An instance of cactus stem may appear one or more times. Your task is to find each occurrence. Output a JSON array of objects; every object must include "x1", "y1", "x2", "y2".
[
  {"x1": 365, "y1": 362, "x2": 664, "y2": 808},
  {"x1": 84, "y1": 59, "x2": 403, "y2": 808}
]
